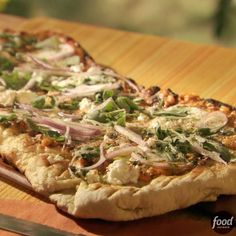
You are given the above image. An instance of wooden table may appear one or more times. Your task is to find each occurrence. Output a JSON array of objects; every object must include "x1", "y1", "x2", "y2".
[{"x1": 0, "y1": 14, "x2": 236, "y2": 235}]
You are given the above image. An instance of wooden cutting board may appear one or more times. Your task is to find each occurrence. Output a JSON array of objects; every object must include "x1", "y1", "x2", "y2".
[{"x1": 0, "y1": 14, "x2": 236, "y2": 235}]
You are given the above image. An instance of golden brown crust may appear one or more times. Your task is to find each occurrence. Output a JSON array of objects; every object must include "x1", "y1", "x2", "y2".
[
  {"x1": 49, "y1": 163, "x2": 236, "y2": 221},
  {"x1": 0, "y1": 126, "x2": 80, "y2": 195}
]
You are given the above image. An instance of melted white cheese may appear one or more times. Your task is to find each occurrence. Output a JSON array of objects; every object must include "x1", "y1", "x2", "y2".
[
  {"x1": 34, "y1": 43, "x2": 74, "y2": 61},
  {"x1": 47, "y1": 154, "x2": 65, "y2": 165},
  {"x1": 106, "y1": 159, "x2": 140, "y2": 185},
  {"x1": 149, "y1": 107, "x2": 207, "y2": 130},
  {"x1": 137, "y1": 113, "x2": 148, "y2": 122},
  {"x1": 0, "y1": 90, "x2": 16, "y2": 106},
  {"x1": 79, "y1": 98, "x2": 94, "y2": 113},
  {"x1": 86, "y1": 170, "x2": 100, "y2": 183},
  {"x1": 16, "y1": 91, "x2": 37, "y2": 104}
]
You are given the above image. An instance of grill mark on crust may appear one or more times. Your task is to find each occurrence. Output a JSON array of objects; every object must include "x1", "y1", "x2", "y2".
[{"x1": 106, "y1": 188, "x2": 119, "y2": 199}]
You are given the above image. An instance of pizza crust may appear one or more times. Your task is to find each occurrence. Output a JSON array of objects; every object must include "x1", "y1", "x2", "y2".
[
  {"x1": 50, "y1": 163, "x2": 236, "y2": 221},
  {"x1": 0, "y1": 126, "x2": 81, "y2": 195}
]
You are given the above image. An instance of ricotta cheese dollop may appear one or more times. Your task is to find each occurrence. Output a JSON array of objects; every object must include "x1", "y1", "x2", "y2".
[
  {"x1": 106, "y1": 159, "x2": 140, "y2": 185},
  {"x1": 79, "y1": 98, "x2": 94, "y2": 113},
  {"x1": 16, "y1": 90, "x2": 38, "y2": 104},
  {"x1": 0, "y1": 90, "x2": 16, "y2": 106}
]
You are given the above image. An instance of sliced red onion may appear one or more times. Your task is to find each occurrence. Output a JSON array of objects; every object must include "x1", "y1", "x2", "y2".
[
  {"x1": 16, "y1": 103, "x2": 42, "y2": 115},
  {"x1": 106, "y1": 145, "x2": 138, "y2": 159},
  {"x1": 15, "y1": 66, "x2": 74, "y2": 77},
  {"x1": 22, "y1": 77, "x2": 37, "y2": 90},
  {"x1": 63, "y1": 82, "x2": 120, "y2": 98},
  {"x1": 27, "y1": 54, "x2": 57, "y2": 70},
  {"x1": 124, "y1": 79, "x2": 141, "y2": 93},
  {"x1": 64, "y1": 125, "x2": 72, "y2": 146},
  {"x1": 79, "y1": 142, "x2": 107, "y2": 170},
  {"x1": 131, "y1": 152, "x2": 170, "y2": 168},
  {"x1": 34, "y1": 43, "x2": 75, "y2": 61},
  {"x1": 58, "y1": 112, "x2": 81, "y2": 120},
  {"x1": 197, "y1": 111, "x2": 228, "y2": 130},
  {"x1": 114, "y1": 125, "x2": 147, "y2": 148},
  {"x1": 131, "y1": 152, "x2": 194, "y2": 171},
  {"x1": 32, "y1": 116, "x2": 101, "y2": 141},
  {"x1": 191, "y1": 141, "x2": 227, "y2": 164},
  {"x1": 101, "y1": 68, "x2": 141, "y2": 93},
  {"x1": 0, "y1": 161, "x2": 32, "y2": 190}
]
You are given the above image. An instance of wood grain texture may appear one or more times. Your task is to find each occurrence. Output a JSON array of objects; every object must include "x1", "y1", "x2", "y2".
[{"x1": 0, "y1": 14, "x2": 235, "y2": 227}]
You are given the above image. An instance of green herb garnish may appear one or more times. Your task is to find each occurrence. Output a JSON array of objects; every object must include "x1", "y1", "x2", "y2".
[
  {"x1": 32, "y1": 96, "x2": 55, "y2": 109},
  {"x1": 116, "y1": 96, "x2": 139, "y2": 113},
  {"x1": 58, "y1": 99, "x2": 79, "y2": 110},
  {"x1": 0, "y1": 113, "x2": 17, "y2": 123},
  {"x1": 2, "y1": 71, "x2": 30, "y2": 90},
  {"x1": 0, "y1": 56, "x2": 14, "y2": 73},
  {"x1": 203, "y1": 141, "x2": 232, "y2": 163}
]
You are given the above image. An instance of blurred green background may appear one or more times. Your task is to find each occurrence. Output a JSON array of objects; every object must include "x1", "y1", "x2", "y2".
[{"x1": 0, "y1": 0, "x2": 236, "y2": 46}]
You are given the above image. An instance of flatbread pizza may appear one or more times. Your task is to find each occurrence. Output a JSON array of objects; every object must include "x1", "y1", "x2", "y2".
[{"x1": 0, "y1": 30, "x2": 235, "y2": 221}]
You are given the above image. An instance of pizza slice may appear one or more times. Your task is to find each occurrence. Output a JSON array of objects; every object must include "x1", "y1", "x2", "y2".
[{"x1": 0, "y1": 30, "x2": 235, "y2": 221}]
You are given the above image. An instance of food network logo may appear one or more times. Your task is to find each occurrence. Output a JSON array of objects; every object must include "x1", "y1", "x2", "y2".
[{"x1": 211, "y1": 211, "x2": 235, "y2": 234}]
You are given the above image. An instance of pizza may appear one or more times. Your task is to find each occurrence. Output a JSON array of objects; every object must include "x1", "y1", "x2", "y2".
[{"x1": 0, "y1": 30, "x2": 235, "y2": 221}]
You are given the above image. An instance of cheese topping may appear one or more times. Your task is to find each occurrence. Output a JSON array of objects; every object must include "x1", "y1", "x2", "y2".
[
  {"x1": 86, "y1": 170, "x2": 100, "y2": 183},
  {"x1": 16, "y1": 91, "x2": 38, "y2": 104},
  {"x1": 149, "y1": 107, "x2": 207, "y2": 130},
  {"x1": 106, "y1": 159, "x2": 140, "y2": 185},
  {"x1": 0, "y1": 90, "x2": 16, "y2": 106},
  {"x1": 79, "y1": 98, "x2": 94, "y2": 113},
  {"x1": 34, "y1": 43, "x2": 74, "y2": 61}
]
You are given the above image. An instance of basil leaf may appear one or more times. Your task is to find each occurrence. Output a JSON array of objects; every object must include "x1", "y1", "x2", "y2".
[
  {"x1": 0, "y1": 113, "x2": 17, "y2": 123},
  {"x1": 58, "y1": 99, "x2": 79, "y2": 110},
  {"x1": 2, "y1": 72, "x2": 30, "y2": 90},
  {"x1": 32, "y1": 96, "x2": 55, "y2": 109},
  {"x1": 45, "y1": 129, "x2": 65, "y2": 142},
  {"x1": 174, "y1": 140, "x2": 192, "y2": 154},
  {"x1": 116, "y1": 96, "x2": 139, "y2": 113},
  {"x1": 103, "y1": 98, "x2": 119, "y2": 112},
  {"x1": 77, "y1": 146, "x2": 100, "y2": 160},
  {"x1": 203, "y1": 141, "x2": 232, "y2": 163},
  {"x1": 0, "y1": 56, "x2": 14, "y2": 72},
  {"x1": 198, "y1": 128, "x2": 212, "y2": 136},
  {"x1": 156, "y1": 127, "x2": 168, "y2": 140},
  {"x1": 88, "y1": 109, "x2": 126, "y2": 126},
  {"x1": 102, "y1": 90, "x2": 115, "y2": 100},
  {"x1": 38, "y1": 81, "x2": 61, "y2": 92},
  {"x1": 27, "y1": 119, "x2": 65, "y2": 142},
  {"x1": 154, "y1": 107, "x2": 188, "y2": 117}
]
